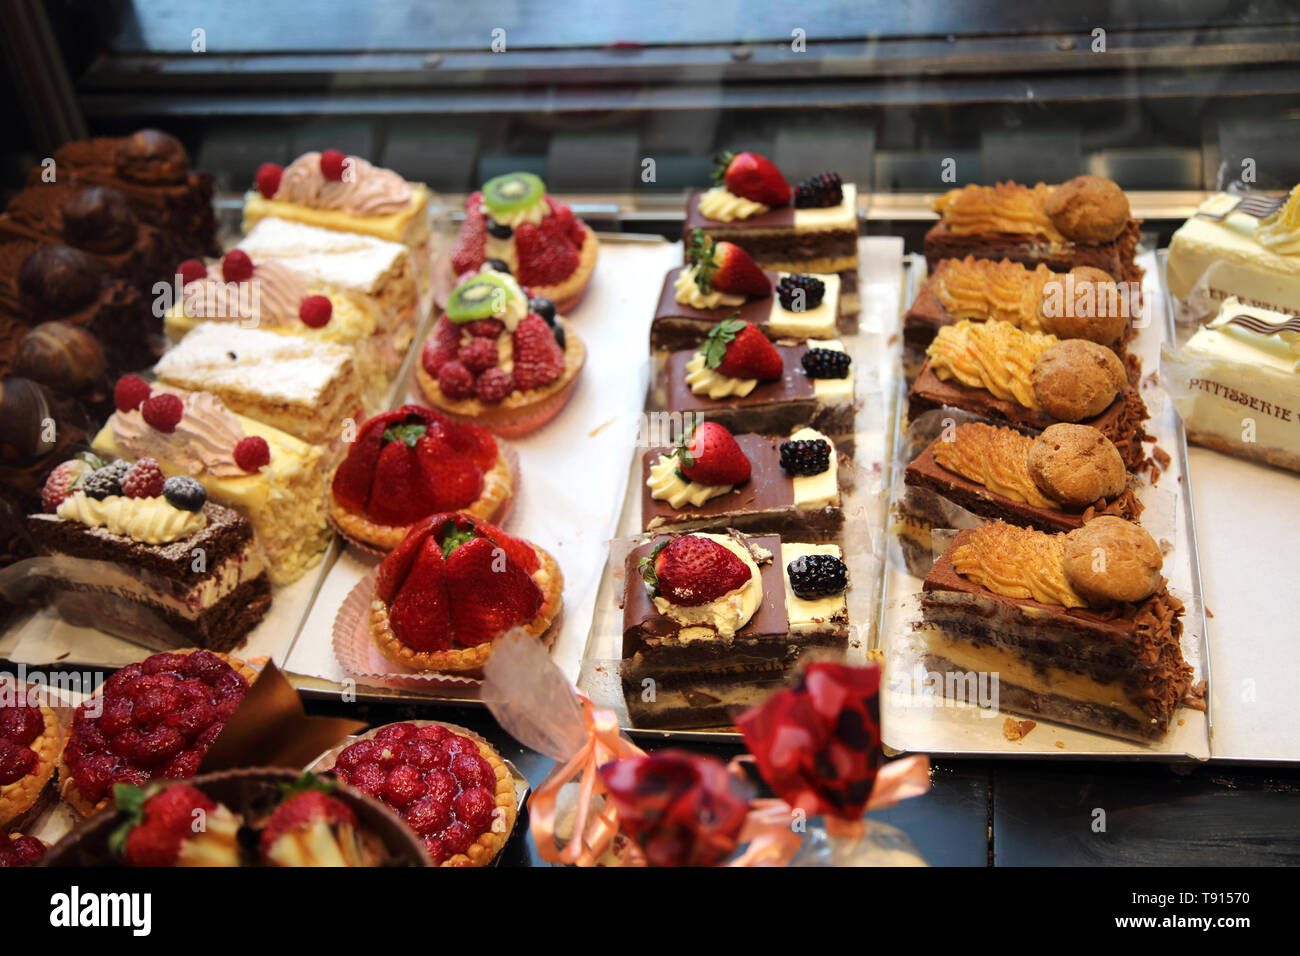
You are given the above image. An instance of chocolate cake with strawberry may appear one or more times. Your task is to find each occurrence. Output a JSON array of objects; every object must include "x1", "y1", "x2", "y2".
[
  {"x1": 329, "y1": 405, "x2": 514, "y2": 552},
  {"x1": 368, "y1": 514, "x2": 563, "y2": 675},
  {"x1": 448, "y1": 172, "x2": 598, "y2": 313},
  {"x1": 685, "y1": 152, "x2": 860, "y2": 321},
  {"x1": 417, "y1": 266, "x2": 585, "y2": 437},
  {"x1": 642, "y1": 420, "x2": 844, "y2": 538},
  {"x1": 651, "y1": 230, "x2": 846, "y2": 351}
]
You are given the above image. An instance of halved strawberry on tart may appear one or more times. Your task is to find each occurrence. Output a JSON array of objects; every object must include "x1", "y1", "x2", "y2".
[
  {"x1": 417, "y1": 267, "x2": 585, "y2": 437},
  {"x1": 329, "y1": 404, "x2": 514, "y2": 552},
  {"x1": 369, "y1": 513, "x2": 563, "y2": 676},
  {"x1": 448, "y1": 172, "x2": 598, "y2": 313}
]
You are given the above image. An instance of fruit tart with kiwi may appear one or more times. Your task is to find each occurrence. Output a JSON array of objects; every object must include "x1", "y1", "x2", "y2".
[
  {"x1": 417, "y1": 266, "x2": 586, "y2": 437},
  {"x1": 57, "y1": 649, "x2": 257, "y2": 817},
  {"x1": 328, "y1": 722, "x2": 517, "y2": 867},
  {"x1": 329, "y1": 404, "x2": 514, "y2": 551},
  {"x1": 448, "y1": 171, "x2": 598, "y2": 312},
  {"x1": 369, "y1": 513, "x2": 563, "y2": 675},
  {"x1": 0, "y1": 688, "x2": 60, "y2": 830}
]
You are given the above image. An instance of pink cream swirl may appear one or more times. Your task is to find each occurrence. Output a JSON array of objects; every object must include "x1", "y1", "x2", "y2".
[
  {"x1": 183, "y1": 260, "x2": 308, "y2": 329},
  {"x1": 112, "y1": 388, "x2": 247, "y2": 478},
  {"x1": 274, "y1": 151, "x2": 412, "y2": 216}
]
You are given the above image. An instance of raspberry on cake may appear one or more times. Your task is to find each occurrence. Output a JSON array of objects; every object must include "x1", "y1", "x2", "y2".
[
  {"x1": 417, "y1": 266, "x2": 586, "y2": 437},
  {"x1": 57, "y1": 649, "x2": 257, "y2": 817},
  {"x1": 329, "y1": 405, "x2": 514, "y2": 551},
  {"x1": 0, "y1": 684, "x2": 60, "y2": 830},
  {"x1": 684, "y1": 152, "x2": 861, "y2": 323},
  {"x1": 448, "y1": 172, "x2": 598, "y2": 313},
  {"x1": 327, "y1": 722, "x2": 516, "y2": 867},
  {"x1": 368, "y1": 514, "x2": 563, "y2": 676}
]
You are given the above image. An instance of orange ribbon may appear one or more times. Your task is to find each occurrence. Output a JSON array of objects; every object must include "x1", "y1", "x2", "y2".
[{"x1": 527, "y1": 695, "x2": 645, "y2": 867}]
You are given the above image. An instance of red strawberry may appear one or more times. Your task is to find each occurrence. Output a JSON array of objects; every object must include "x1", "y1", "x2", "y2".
[
  {"x1": 717, "y1": 151, "x2": 791, "y2": 206},
  {"x1": 114, "y1": 374, "x2": 152, "y2": 413},
  {"x1": 471, "y1": 518, "x2": 540, "y2": 574},
  {"x1": 260, "y1": 788, "x2": 356, "y2": 860},
  {"x1": 121, "y1": 458, "x2": 166, "y2": 498},
  {"x1": 704, "y1": 319, "x2": 783, "y2": 381},
  {"x1": 298, "y1": 295, "x2": 333, "y2": 328},
  {"x1": 421, "y1": 317, "x2": 462, "y2": 377},
  {"x1": 330, "y1": 410, "x2": 402, "y2": 511},
  {"x1": 678, "y1": 422, "x2": 751, "y2": 485},
  {"x1": 414, "y1": 432, "x2": 484, "y2": 510},
  {"x1": 511, "y1": 314, "x2": 565, "y2": 390},
  {"x1": 428, "y1": 418, "x2": 497, "y2": 471},
  {"x1": 319, "y1": 149, "x2": 347, "y2": 182},
  {"x1": 445, "y1": 537, "x2": 543, "y2": 645},
  {"x1": 176, "y1": 259, "x2": 207, "y2": 287},
  {"x1": 115, "y1": 783, "x2": 217, "y2": 867},
  {"x1": 375, "y1": 514, "x2": 452, "y2": 603},
  {"x1": 474, "y1": 367, "x2": 514, "y2": 403},
  {"x1": 141, "y1": 392, "x2": 184, "y2": 432},
  {"x1": 221, "y1": 249, "x2": 254, "y2": 283},
  {"x1": 437, "y1": 360, "x2": 475, "y2": 400},
  {"x1": 649, "y1": 534, "x2": 751, "y2": 606},
  {"x1": 514, "y1": 221, "x2": 579, "y2": 286},
  {"x1": 711, "y1": 242, "x2": 770, "y2": 297},
  {"x1": 450, "y1": 192, "x2": 487, "y2": 275},
  {"x1": 389, "y1": 537, "x2": 454, "y2": 651},
  {"x1": 233, "y1": 436, "x2": 270, "y2": 472},
  {"x1": 458, "y1": 337, "x2": 498, "y2": 374},
  {"x1": 41, "y1": 459, "x2": 91, "y2": 512},
  {"x1": 367, "y1": 441, "x2": 437, "y2": 526},
  {"x1": 254, "y1": 162, "x2": 283, "y2": 199}
]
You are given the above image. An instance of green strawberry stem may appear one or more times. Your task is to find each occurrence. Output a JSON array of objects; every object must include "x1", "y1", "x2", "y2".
[
  {"x1": 711, "y1": 152, "x2": 735, "y2": 186},
  {"x1": 382, "y1": 423, "x2": 428, "y2": 447},
  {"x1": 440, "y1": 524, "x2": 476, "y2": 558},
  {"x1": 685, "y1": 229, "x2": 718, "y2": 294},
  {"x1": 702, "y1": 315, "x2": 746, "y2": 369}
]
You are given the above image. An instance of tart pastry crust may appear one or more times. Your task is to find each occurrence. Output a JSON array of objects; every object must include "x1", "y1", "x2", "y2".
[
  {"x1": 329, "y1": 447, "x2": 515, "y2": 552},
  {"x1": 369, "y1": 545, "x2": 564, "y2": 675},
  {"x1": 447, "y1": 737, "x2": 517, "y2": 867},
  {"x1": 57, "y1": 650, "x2": 258, "y2": 818},
  {"x1": 0, "y1": 700, "x2": 60, "y2": 830}
]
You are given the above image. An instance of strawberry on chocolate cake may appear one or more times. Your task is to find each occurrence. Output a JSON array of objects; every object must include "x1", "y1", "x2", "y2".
[
  {"x1": 685, "y1": 152, "x2": 860, "y2": 322},
  {"x1": 329, "y1": 405, "x2": 513, "y2": 552},
  {"x1": 448, "y1": 172, "x2": 598, "y2": 313},
  {"x1": 417, "y1": 266, "x2": 585, "y2": 437},
  {"x1": 111, "y1": 782, "x2": 243, "y2": 867},
  {"x1": 368, "y1": 514, "x2": 563, "y2": 676}
]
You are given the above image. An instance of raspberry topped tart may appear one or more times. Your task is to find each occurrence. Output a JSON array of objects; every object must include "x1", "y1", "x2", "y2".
[
  {"x1": 58, "y1": 649, "x2": 257, "y2": 817},
  {"x1": 0, "y1": 685, "x2": 60, "y2": 830},
  {"x1": 0, "y1": 833, "x2": 47, "y2": 867},
  {"x1": 328, "y1": 722, "x2": 516, "y2": 867},
  {"x1": 369, "y1": 513, "x2": 563, "y2": 675},
  {"x1": 330, "y1": 405, "x2": 514, "y2": 551},
  {"x1": 448, "y1": 172, "x2": 598, "y2": 312},
  {"x1": 417, "y1": 266, "x2": 586, "y2": 436}
]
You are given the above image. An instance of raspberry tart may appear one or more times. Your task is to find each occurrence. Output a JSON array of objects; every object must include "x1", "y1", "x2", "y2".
[
  {"x1": 369, "y1": 513, "x2": 563, "y2": 675},
  {"x1": 0, "y1": 833, "x2": 47, "y2": 867},
  {"x1": 326, "y1": 721, "x2": 517, "y2": 867},
  {"x1": 417, "y1": 266, "x2": 586, "y2": 437},
  {"x1": 58, "y1": 649, "x2": 257, "y2": 817},
  {"x1": 329, "y1": 405, "x2": 514, "y2": 552},
  {"x1": 0, "y1": 686, "x2": 60, "y2": 830},
  {"x1": 448, "y1": 172, "x2": 598, "y2": 312}
]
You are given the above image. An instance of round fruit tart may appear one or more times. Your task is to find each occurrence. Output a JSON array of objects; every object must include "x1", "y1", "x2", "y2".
[
  {"x1": 449, "y1": 171, "x2": 598, "y2": 312},
  {"x1": 0, "y1": 833, "x2": 47, "y2": 868},
  {"x1": 418, "y1": 266, "x2": 585, "y2": 437},
  {"x1": 58, "y1": 649, "x2": 257, "y2": 817},
  {"x1": 0, "y1": 687, "x2": 60, "y2": 830},
  {"x1": 329, "y1": 404, "x2": 514, "y2": 552},
  {"x1": 370, "y1": 513, "x2": 563, "y2": 675},
  {"x1": 327, "y1": 721, "x2": 517, "y2": 867}
]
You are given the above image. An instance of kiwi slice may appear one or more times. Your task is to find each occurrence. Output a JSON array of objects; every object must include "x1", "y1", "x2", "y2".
[
  {"x1": 446, "y1": 272, "x2": 514, "y2": 323},
  {"x1": 481, "y1": 172, "x2": 545, "y2": 217}
]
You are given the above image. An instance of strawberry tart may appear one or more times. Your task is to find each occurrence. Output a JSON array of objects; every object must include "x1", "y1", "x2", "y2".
[
  {"x1": 57, "y1": 648, "x2": 257, "y2": 817},
  {"x1": 448, "y1": 171, "x2": 597, "y2": 313},
  {"x1": 0, "y1": 685, "x2": 60, "y2": 830},
  {"x1": 369, "y1": 513, "x2": 563, "y2": 675},
  {"x1": 417, "y1": 266, "x2": 585, "y2": 437},
  {"x1": 327, "y1": 721, "x2": 517, "y2": 866},
  {"x1": 329, "y1": 405, "x2": 514, "y2": 552}
]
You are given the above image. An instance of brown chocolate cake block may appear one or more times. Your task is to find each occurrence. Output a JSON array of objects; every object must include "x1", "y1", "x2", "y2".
[
  {"x1": 919, "y1": 520, "x2": 1192, "y2": 743},
  {"x1": 907, "y1": 320, "x2": 1150, "y2": 472},
  {"x1": 923, "y1": 176, "x2": 1144, "y2": 286},
  {"x1": 621, "y1": 530, "x2": 849, "y2": 729},
  {"x1": 27, "y1": 471, "x2": 271, "y2": 652},
  {"x1": 642, "y1": 427, "x2": 843, "y2": 538}
]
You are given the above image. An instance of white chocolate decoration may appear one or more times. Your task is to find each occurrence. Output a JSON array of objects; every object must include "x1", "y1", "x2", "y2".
[
  {"x1": 646, "y1": 453, "x2": 733, "y2": 508},
  {"x1": 782, "y1": 542, "x2": 847, "y2": 635},
  {"x1": 675, "y1": 266, "x2": 746, "y2": 309},
  {"x1": 685, "y1": 351, "x2": 758, "y2": 399},
  {"x1": 698, "y1": 187, "x2": 769, "y2": 223}
]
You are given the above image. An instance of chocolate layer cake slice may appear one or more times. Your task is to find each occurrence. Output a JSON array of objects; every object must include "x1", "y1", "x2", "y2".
[
  {"x1": 642, "y1": 426, "x2": 843, "y2": 538},
  {"x1": 907, "y1": 320, "x2": 1150, "y2": 472},
  {"x1": 27, "y1": 457, "x2": 271, "y2": 652},
  {"x1": 918, "y1": 519, "x2": 1192, "y2": 743},
  {"x1": 621, "y1": 530, "x2": 849, "y2": 729},
  {"x1": 924, "y1": 176, "x2": 1143, "y2": 285}
]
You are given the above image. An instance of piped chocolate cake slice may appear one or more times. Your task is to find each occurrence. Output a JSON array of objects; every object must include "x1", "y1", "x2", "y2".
[
  {"x1": 919, "y1": 519, "x2": 1192, "y2": 743},
  {"x1": 621, "y1": 530, "x2": 849, "y2": 729}
]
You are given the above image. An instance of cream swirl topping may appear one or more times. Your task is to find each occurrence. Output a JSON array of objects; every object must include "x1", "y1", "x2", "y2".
[
  {"x1": 274, "y1": 152, "x2": 412, "y2": 216},
  {"x1": 183, "y1": 260, "x2": 310, "y2": 329},
  {"x1": 58, "y1": 492, "x2": 206, "y2": 544},
  {"x1": 1257, "y1": 185, "x2": 1300, "y2": 256},
  {"x1": 112, "y1": 389, "x2": 247, "y2": 478},
  {"x1": 646, "y1": 453, "x2": 733, "y2": 508},
  {"x1": 698, "y1": 187, "x2": 769, "y2": 223},
  {"x1": 684, "y1": 351, "x2": 758, "y2": 399},
  {"x1": 651, "y1": 533, "x2": 763, "y2": 639},
  {"x1": 674, "y1": 267, "x2": 745, "y2": 309}
]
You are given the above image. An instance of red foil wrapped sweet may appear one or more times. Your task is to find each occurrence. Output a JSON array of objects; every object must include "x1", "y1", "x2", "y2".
[
  {"x1": 736, "y1": 662, "x2": 883, "y2": 822},
  {"x1": 598, "y1": 751, "x2": 753, "y2": 867}
]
